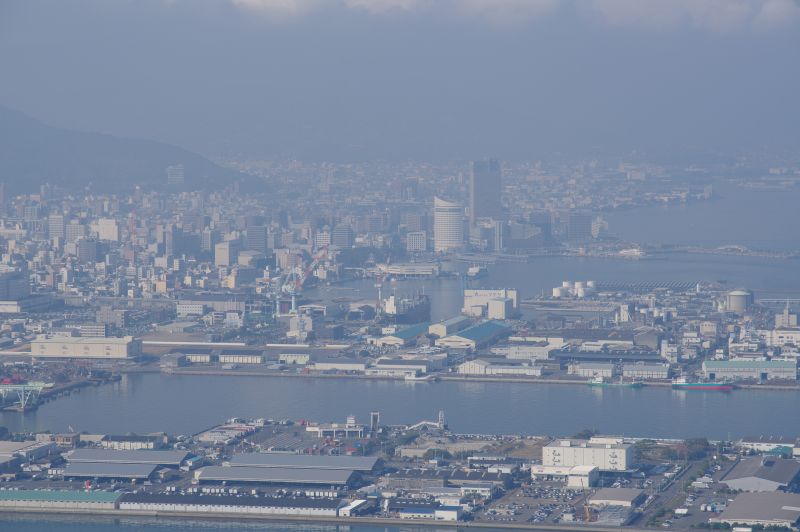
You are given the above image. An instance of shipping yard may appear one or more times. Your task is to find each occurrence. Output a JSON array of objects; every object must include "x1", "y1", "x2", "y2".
[{"x1": 1, "y1": 412, "x2": 800, "y2": 530}]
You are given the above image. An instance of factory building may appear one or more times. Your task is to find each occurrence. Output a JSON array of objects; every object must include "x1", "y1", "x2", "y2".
[
  {"x1": 542, "y1": 438, "x2": 633, "y2": 472},
  {"x1": 720, "y1": 457, "x2": 800, "y2": 492},
  {"x1": 530, "y1": 465, "x2": 599, "y2": 489},
  {"x1": 30, "y1": 336, "x2": 141, "y2": 359},
  {"x1": 66, "y1": 449, "x2": 190, "y2": 467},
  {"x1": 118, "y1": 494, "x2": 346, "y2": 517},
  {"x1": 621, "y1": 362, "x2": 670, "y2": 380},
  {"x1": 428, "y1": 316, "x2": 471, "y2": 338},
  {"x1": 227, "y1": 454, "x2": 380, "y2": 473},
  {"x1": 435, "y1": 321, "x2": 511, "y2": 351},
  {"x1": 195, "y1": 466, "x2": 356, "y2": 487},
  {"x1": 462, "y1": 289, "x2": 518, "y2": 318},
  {"x1": 373, "y1": 322, "x2": 431, "y2": 348},
  {"x1": 63, "y1": 462, "x2": 159, "y2": 481},
  {"x1": 589, "y1": 488, "x2": 645, "y2": 508},
  {"x1": 710, "y1": 492, "x2": 800, "y2": 528},
  {"x1": 456, "y1": 358, "x2": 542, "y2": 377},
  {"x1": 0, "y1": 490, "x2": 120, "y2": 511},
  {"x1": 702, "y1": 359, "x2": 797, "y2": 381},
  {"x1": 568, "y1": 363, "x2": 615, "y2": 378}
]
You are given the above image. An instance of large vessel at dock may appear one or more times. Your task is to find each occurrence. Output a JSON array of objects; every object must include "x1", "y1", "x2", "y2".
[
  {"x1": 671, "y1": 377, "x2": 734, "y2": 391},
  {"x1": 587, "y1": 376, "x2": 644, "y2": 388}
]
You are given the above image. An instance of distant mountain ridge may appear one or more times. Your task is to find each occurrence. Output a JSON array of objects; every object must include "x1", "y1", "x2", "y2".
[{"x1": 0, "y1": 105, "x2": 243, "y2": 193}]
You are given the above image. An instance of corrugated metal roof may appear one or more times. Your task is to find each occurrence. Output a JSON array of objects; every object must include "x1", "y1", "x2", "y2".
[
  {"x1": 197, "y1": 466, "x2": 354, "y2": 485},
  {"x1": 384, "y1": 323, "x2": 431, "y2": 340},
  {"x1": 228, "y1": 453, "x2": 377, "y2": 471},
  {"x1": 704, "y1": 360, "x2": 796, "y2": 369},
  {"x1": 67, "y1": 449, "x2": 189, "y2": 466},
  {"x1": 120, "y1": 493, "x2": 342, "y2": 509},
  {"x1": 449, "y1": 321, "x2": 510, "y2": 342},
  {"x1": 63, "y1": 462, "x2": 157, "y2": 479},
  {"x1": 0, "y1": 489, "x2": 120, "y2": 503}
]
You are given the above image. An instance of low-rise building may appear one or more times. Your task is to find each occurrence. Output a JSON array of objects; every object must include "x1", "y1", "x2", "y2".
[
  {"x1": 702, "y1": 359, "x2": 797, "y2": 381},
  {"x1": 710, "y1": 492, "x2": 800, "y2": 528},
  {"x1": 721, "y1": 456, "x2": 800, "y2": 492},
  {"x1": 30, "y1": 335, "x2": 141, "y2": 359},
  {"x1": 621, "y1": 362, "x2": 670, "y2": 380}
]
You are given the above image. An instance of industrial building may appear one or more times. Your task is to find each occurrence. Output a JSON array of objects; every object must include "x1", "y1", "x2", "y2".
[
  {"x1": 568, "y1": 362, "x2": 614, "y2": 378},
  {"x1": 702, "y1": 359, "x2": 797, "y2": 381},
  {"x1": 589, "y1": 488, "x2": 645, "y2": 508},
  {"x1": 462, "y1": 289, "x2": 518, "y2": 318},
  {"x1": 428, "y1": 316, "x2": 471, "y2": 338},
  {"x1": 530, "y1": 465, "x2": 599, "y2": 489},
  {"x1": 66, "y1": 449, "x2": 190, "y2": 467},
  {"x1": 0, "y1": 490, "x2": 120, "y2": 511},
  {"x1": 310, "y1": 358, "x2": 367, "y2": 372},
  {"x1": 621, "y1": 362, "x2": 670, "y2": 380},
  {"x1": 63, "y1": 462, "x2": 159, "y2": 481},
  {"x1": 710, "y1": 492, "x2": 800, "y2": 528},
  {"x1": 456, "y1": 358, "x2": 541, "y2": 377},
  {"x1": 30, "y1": 335, "x2": 141, "y2": 359},
  {"x1": 720, "y1": 456, "x2": 800, "y2": 492},
  {"x1": 118, "y1": 493, "x2": 346, "y2": 517},
  {"x1": 542, "y1": 438, "x2": 633, "y2": 472},
  {"x1": 227, "y1": 453, "x2": 379, "y2": 473},
  {"x1": 194, "y1": 466, "x2": 356, "y2": 487},
  {"x1": 373, "y1": 322, "x2": 431, "y2": 348},
  {"x1": 435, "y1": 321, "x2": 511, "y2": 351}
]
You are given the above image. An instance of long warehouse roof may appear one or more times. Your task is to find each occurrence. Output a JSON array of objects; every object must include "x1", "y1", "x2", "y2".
[
  {"x1": 196, "y1": 466, "x2": 354, "y2": 485},
  {"x1": 63, "y1": 462, "x2": 158, "y2": 479},
  {"x1": 67, "y1": 449, "x2": 189, "y2": 466},
  {"x1": 120, "y1": 493, "x2": 343, "y2": 509},
  {"x1": 228, "y1": 453, "x2": 378, "y2": 471},
  {"x1": 0, "y1": 489, "x2": 121, "y2": 503}
]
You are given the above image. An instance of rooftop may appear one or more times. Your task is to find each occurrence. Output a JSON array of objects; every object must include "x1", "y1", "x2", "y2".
[
  {"x1": 196, "y1": 466, "x2": 355, "y2": 485},
  {"x1": 722, "y1": 456, "x2": 800, "y2": 485},
  {"x1": 449, "y1": 321, "x2": 511, "y2": 342},
  {"x1": 63, "y1": 462, "x2": 158, "y2": 479},
  {"x1": 228, "y1": 453, "x2": 378, "y2": 472},
  {"x1": 0, "y1": 489, "x2": 120, "y2": 504},
  {"x1": 67, "y1": 449, "x2": 189, "y2": 466}
]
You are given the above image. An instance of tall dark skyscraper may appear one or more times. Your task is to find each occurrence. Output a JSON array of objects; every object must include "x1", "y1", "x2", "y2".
[{"x1": 469, "y1": 159, "x2": 503, "y2": 226}]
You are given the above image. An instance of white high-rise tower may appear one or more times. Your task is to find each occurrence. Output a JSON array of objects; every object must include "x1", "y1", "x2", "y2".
[{"x1": 433, "y1": 197, "x2": 464, "y2": 253}]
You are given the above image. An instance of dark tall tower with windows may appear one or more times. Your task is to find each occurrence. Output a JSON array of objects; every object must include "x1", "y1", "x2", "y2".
[{"x1": 469, "y1": 159, "x2": 503, "y2": 226}]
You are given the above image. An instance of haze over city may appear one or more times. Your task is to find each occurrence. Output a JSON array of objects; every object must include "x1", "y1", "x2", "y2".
[{"x1": 2, "y1": 1, "x2": 800, "y2": 531}]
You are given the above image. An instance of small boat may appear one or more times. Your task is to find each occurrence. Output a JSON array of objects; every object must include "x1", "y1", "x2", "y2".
[
  {"x1": 467, "y1": 265, "x2": 488, "y2": 279},
  {"x1": 672, "y1": 376, "x2": 734, "y2": 391},
  {"x1": 587, "y1": 376, "x2": 644, "y2": 388},
  {"x1": 404, "y1": 374, "x2": 437, "y2": 382}
]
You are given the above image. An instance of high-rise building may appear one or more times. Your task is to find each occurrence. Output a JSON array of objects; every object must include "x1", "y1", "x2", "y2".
[
  {"x1": 201, "y1": 228, "x2": 220, "y2": 252},
  {"x1": 48, "y1": 214, "x2": 65, "y2": 239},
  {"x1": 331, "y1": 226, "x2": 354, "y2": 249},
  {"x1": 215, "y1": 240, "x2": 240, "y2": 267},
  {"x1": 469, "y1": 159, "x2": 503, "y2": 226},
  {"x1": 567, "y1": 213, "x2": 593, "y2": 243},
  {"x1": 433, "y1": 197, "x2": 464, "y2": 253},
  {"x1": 166, "y1": 164, "x2": 185, "y2": 185},
  {"x1": 77, "y1": 237, "x2": 99, "y2": 264},
  {"x1": 406, "y1": 231, "x2": 427, "y2": 253},
  {"x1": 244, "y1": 226, "x2": 268, "y2": 253},
  {"x1": 65, "y1": 220, "x2": 86, "y2": 243}
]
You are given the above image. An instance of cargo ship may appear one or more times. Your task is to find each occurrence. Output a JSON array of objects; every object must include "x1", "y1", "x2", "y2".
[
  {"x1": 588, "y1": 376, "x2": 644, "y2": 388},
  {"x1": 381, "y1": 293, "x2": 431, "y2": 325},
  {"x1": 671, "y1": 377, "x2": 734, "y2": 391}
]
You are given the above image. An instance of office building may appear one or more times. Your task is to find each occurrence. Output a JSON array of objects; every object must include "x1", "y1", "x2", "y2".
[
  {"x1": 48, "y1": 214, "x2": 65, "y2": 239},
  {"x1": 469, "y1": 159, "x2": 502, "y2": 225},
  {"x1": 77, "y1": 237, "x2": 99, "y2": 264},
  {"x1": 406, "y1": 231, "x2": 427, "y2": 253},
  {"x1": 166, "y1": 164, "x2": 185, "y2": 185},
  {"x1": 244, "y1": 226, "x2": 268, "y2": 253},
  {"x1": 567, "y1": 213, "x2": 593, "y2": 243},
  {"x1": 215, "y1": 240, "x2": 240, "y2": 267},
  {"x1": 331, "y1": 225, "x2": 354, "y2": 248},
  {"x1": 433, "y1": 197, "x2": 463, "y2": 252}
]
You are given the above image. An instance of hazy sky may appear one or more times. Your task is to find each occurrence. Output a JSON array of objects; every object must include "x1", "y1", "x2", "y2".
[{"x1": 1, "y1": 0, "x2": 799, "y2": 161}]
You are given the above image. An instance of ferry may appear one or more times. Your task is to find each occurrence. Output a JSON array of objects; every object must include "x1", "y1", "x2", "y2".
[
  {"x1": 587, "y1": 376, "x2": 644, "y2": 388},
  {"x1": 671, "y1": 377, "x2": 734, "y2": 391},
  {"x1": 467, "y1": 265, "x2": 488, "y2": 279}
]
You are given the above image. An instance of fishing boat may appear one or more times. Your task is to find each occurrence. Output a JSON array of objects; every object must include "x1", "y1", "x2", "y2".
[
  {"x1": 671, "y1": 376, "x2": 734, "y2": 391},
  {"x1": 467, "y1": 265, "x2": 488, "y2": 279},
  {"x1": 587, "y1": 376, "x2": 644, "y2": 388}
]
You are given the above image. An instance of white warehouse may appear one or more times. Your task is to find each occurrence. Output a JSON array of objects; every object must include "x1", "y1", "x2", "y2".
[
  {"x1": 542, "y1": 437, "x2": 633, "y2": 472},
  {"x1": 30, "y1": 336, "x2": 141, "y2": 359}
]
